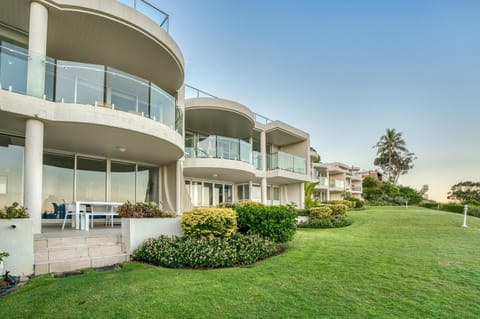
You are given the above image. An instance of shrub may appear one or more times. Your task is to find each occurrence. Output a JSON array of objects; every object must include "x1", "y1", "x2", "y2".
[
  {"x1": 310, "y1": 206, "x2": 332, "y2": 219},
  {"x1": 235, "y1": 205, "x2": 297, "y2": 243},
  {"x1": 435, "y1": 203, "x2": 480, "y2": 218},
  {"x1": 237, "y1": 200, "x2": 264, "y2": 207},
  {"x1": 117, "y1": 201, "x2": 175, "y2": 218},
  {"x1": 295, "y1": 209, "x2": 310, "y2": 216},
  {"x1": 438, "y1": 203, "x2": 464, "y2": 214},
  {"x1": 298, "y1": 216, "x2": 352, "y2": 229},
  {"x1": 0, "y1": 252, "x2": 9, "y2": 262},
  {"x1": 181, "y1": 208, "x2": 237, "y2": 239},
  {"x1": 419, "y1": 201, "x2": 439, "y2": 209},
  {"x1": 317, "y1": 204, "x2": 347, "y2": 216},
  {"x1": 344, "y1": 196, "x2": 365, "y2": 208},
  {"x1": 132, "y1": 234, "x2": 278, "y2": 268},
  {"x1": 0, "y1": 202, "x2": 29, "y2": 219},
  {"x1": 217, "y1": 202, "x2": 236, "y2": 209},
  {"x1": 327, "y1": 200, "x2": 354, "y2": 209}
]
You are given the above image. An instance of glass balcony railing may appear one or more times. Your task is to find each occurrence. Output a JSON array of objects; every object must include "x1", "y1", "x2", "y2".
[
  {"x1": 268, "y1": 151, "x2": 306, "y2": 174},
  {"x1": 117, "y1": 0, "x2": 169, "y2": 33},
  {"x1": 0, "y1": 42, "x2": 181, "y2": 135},
  {"x1": 318, "y1": 176, "x2": 328, "y2": 186},
  {"x1": 252, "y1": 151, "x2": 262, "y2": 170},
  {"x1": 185, "y1": 134, "x2": 253, "y2": 165},
  {"x1": 329, "y1": 180, "x2": 345, "y2": 189},
  {"x1": 351, "y1": 185, "x2": 362, "y2": 192},
  {"x1": 185, "y1": 84, "x2": 217, "y2": 99}
]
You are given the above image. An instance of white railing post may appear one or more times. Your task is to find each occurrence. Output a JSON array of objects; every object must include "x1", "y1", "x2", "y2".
[{"x1": 462, "y1": 204, "x2": 468, "y2": 228}]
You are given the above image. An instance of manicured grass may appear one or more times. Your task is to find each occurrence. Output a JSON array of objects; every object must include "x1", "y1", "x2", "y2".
[{"x1": 1, "y1": 206, "x2": 480, "y2": 318}]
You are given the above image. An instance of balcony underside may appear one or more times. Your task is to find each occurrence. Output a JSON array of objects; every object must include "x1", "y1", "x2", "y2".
[
  {"x1": 183, "y1": 158, "x2": 256, "y2": 183},
  {"x1": 266, "y1": 170, "x2": 311, "y2": 184},
  {"x1": 0, "y1": 91, "x2": 183, "y2": 164},
  {"x1": 185, "y1": 98, "x2": 255, "y2": 139},
  {"x1": 0, "y1": 0, "x2": 184, "y2": 95}
]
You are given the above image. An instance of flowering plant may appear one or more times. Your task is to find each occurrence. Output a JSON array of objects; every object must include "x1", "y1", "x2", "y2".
[{"x1": 117, "y1": 201, "x2": 175, "y2": 218}]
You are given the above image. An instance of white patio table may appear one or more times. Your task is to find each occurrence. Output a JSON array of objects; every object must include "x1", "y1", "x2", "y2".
[{"x1": 74, "y1": 201, "x2": 123, "y2": 231}]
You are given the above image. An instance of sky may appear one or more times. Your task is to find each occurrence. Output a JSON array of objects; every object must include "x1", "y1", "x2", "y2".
[{"x1": 152, "y1": 0, "x2": 480, "y2": 201}]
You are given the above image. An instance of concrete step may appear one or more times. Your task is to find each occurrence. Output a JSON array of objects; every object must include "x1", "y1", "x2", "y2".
[
  {"x1": 34, "y1": 234, "x2": 127, "y2": 275},
  {"x1": 35, "y1": 254, "x2": 129, "y2": 275}
]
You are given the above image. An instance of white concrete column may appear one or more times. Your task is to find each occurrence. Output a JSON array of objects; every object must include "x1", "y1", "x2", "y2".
[
  {"x1": 261, "y1": 178, "x2": 267, "y2": 205},
  {"x1": 176, "y1": 159, "x2": 182, "y2": 214},
  {"x1": 300, "y1": 182, "x2": 305, "y2": 209},
  {"x1": 24, "y1": 119, "x2": 44, "y2": 234},
  {"x1": 27, "y1": 1, "x2": 48, "y2": 98},
  {"x1": 248, "y1": 181, "x2": 253, "y2": 201},
  {"x1": 260, "y1": 130, "x2": 267, "y2": 204}
]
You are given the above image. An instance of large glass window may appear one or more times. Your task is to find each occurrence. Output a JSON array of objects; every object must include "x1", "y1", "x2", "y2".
[
  {"x1": 0, "y1": 134, "x2": 24, "y2": 207},
  {"x1": 203, "y1": 182, "x2": 213, "y2": 206},
  {"x1": 107, "y1": 67, "x2": 149, "y2": 115},
  {"x1": 0, "y1": 42, "x2": 28, "y2": 94},
  {"x1": 76, "y1": 157, "x2": 106, "y2": 201},
  {"x1": 55, "y1": 60, "x2": 104, "y2": 105},
  {"x1": 136, "y1": 166, "x2": 159, "y2": 203},
  {"x1": 111, "y1": 161, "x2": 136, "y2": 203},
  {"x1": 42, "y1": 152, "x2": 74, "y2": 214},
  {"x1": 214, "y1": 184, "x2": 223, "y2": 206},
  {"x1": 224, "y1": 185, "x2": 232, "y2": 203}
]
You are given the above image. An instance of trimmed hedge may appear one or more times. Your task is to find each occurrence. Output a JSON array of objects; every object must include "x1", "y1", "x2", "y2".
[
  {"x1": 316, "y1": 204, "x2": 348, "y2": 216},
  {"x1": 327, "y1": 200, "x2": 354, "y2": 209},
  {"x1": 133, "y1": 234, "x2": 278, "y2": 268},
  {"x1": 310, "y1": 206, "x2": 332, "y2": 219},
  {"x1": 235, "y1": 205, "x2": 297, "y2": 243},
  {"x1": 181, "y1": 208, "x2": 237, "y2": 239},
  {"x1": 298, "y1": 216, "x2": 352, "y2": 229}
]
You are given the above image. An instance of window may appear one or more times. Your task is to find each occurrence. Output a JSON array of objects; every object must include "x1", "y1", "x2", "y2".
[{"x1": 76, "y1": 157, "x2": 106, "y2": 201}]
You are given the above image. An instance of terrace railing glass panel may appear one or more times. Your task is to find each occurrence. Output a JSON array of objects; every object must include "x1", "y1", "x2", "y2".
[
  {"x1": 117, "y1": 0, "x2": 169, "y2": 33},
  {"x1": 185, "y1": 134, "x2": 253, "y2": 165},
  {"x1": 252, "y1": 151, "x2": 262, "y2": 170},
  {"x1": 268, "y1": 151, "x2": 306, "y2": 174},
  {"x1": 0, "y1": 41, "x2": 178, "y2": 135}
]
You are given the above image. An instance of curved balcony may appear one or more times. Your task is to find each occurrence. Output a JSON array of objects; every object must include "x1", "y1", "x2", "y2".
[
  {"x1": 0, "y1": 0, "x2": 184, "y2": 94},
  {"x1": 185, "y1": 97, "x2": 255, "y2": 139},
  {"x1": 183, "y1": 134, "x2": 256, "y2": 182},
  {"x1": 0, "y1": 42, "x2": 183, "y2": 164}
]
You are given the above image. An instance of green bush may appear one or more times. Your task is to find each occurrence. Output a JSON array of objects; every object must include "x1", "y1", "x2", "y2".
[
  {"x1": 439, "y1": 203, "x2": 464, "y2": 214},
  {"x1": 344, "y1": 196, "x2": 365, "y2": 208},
  {"x1": 132, "y1": 234, "x2": 278, "y2": 268},
  {"x1": 235, "y1": 205, "x2": 297, "y2": 243},
  {"x1": 0, "y1": 202, "x2": 29, "y2": 219},
  {"x1": 117, "y1": 201, "x2": 175, "y2": 218},
  {"x1": 237, "y1": 200, "x2": 264, "y2": 207},
  {"x1": 181, "y1": 208, "x2": 237, "y2": 239},
  {"x1": 318, "y1": 204, "x2": 347, "y2": 216},
  {"x1": 298, "y1": 216, "x2": 352, "y2": 229},
  {"x1": 295, "y1": 209, "x2": 310, "y2": 216},
  {"x1": 419, "y1": 201, "x2": 439, "y2": 209},
  {"x1": 310, "y1": 206, "x2": 332, "y2": 219},
  {"x1": 327, "y1": 200, "x2": 354, "y2": 209},
  {"x1": 436, "y1": 203, "x2": 480, "y2": 218}
]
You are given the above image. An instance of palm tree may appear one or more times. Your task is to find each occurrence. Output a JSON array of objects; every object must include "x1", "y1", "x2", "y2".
[
  {"x1": 374, "y1": 129, "x2": 411, "y2": 184},
  {"x1": 304, "y1": 182, "x2": 320, "y2": 209}
]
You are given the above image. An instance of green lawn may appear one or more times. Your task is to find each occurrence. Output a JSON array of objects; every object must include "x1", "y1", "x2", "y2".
[{"x1": 2, "y1": 206, "x2": 480, "y2": 318}]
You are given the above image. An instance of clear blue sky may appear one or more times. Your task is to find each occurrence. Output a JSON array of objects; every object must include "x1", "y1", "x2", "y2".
[{"x1": 153, "y1": 0, "x2": 480, "y2": 201}]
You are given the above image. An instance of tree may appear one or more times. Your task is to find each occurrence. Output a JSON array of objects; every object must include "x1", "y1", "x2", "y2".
[
  {"x1": 304, "y1": 182, "x2": 320, "y2": 209},
  {"x1": 447, "y1": 181, "x2": 480, "y2": 205},
  {"x1": 373, "y1": 128, "x2": 416, "y2": 184}
]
